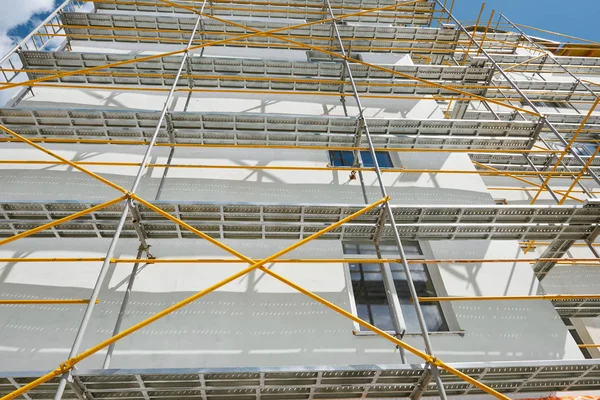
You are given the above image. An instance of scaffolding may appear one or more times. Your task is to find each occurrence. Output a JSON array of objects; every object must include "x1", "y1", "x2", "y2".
[{"x1": 1, "y1": 0, "x2": 600, "y2": 399}]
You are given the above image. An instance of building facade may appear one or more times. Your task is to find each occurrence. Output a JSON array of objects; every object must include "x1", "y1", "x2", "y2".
[{"x1": 0, "y1": 0, "x2": 600, "y2": 399}]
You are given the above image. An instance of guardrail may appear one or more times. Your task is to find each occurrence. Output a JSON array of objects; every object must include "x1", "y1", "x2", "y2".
[{"x1": 0, "y1": 0, "x2": 86, "y2": 106}]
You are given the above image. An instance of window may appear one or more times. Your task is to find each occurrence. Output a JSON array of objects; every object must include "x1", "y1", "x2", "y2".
[
  {"x1": 328, "y1": 150, "x2": 393, "y2": 168},
  {"x1": 344, "y1": 241, "x2": 448, "y2": 333}
]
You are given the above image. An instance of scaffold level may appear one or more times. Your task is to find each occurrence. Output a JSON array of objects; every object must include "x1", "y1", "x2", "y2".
[{"x1": 1, "y1": 0, "x2": 600, "y2": 399}]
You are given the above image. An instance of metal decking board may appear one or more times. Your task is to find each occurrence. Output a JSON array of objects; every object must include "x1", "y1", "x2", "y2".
[
  {"x1": 1, "y1": 200, "x2": 599, "y2": 241},
  {"x1": 94, "y1": 0, "x2": 436, "y2": 25},
  {"x1": 22, "y1": 50, "x2": 493, "y2": 82},
  {"x1": 60, "y1": 12, "x2": 460, "y2": 55},
  {"x1": 471, "y1": 153, "x2": 600, "y2": 174},
  {"x1": 2, "y1": 360, "x2": 600, "y2": 399},
  {"x1": 0, "y1": 108, "x2": 539, "y2": 150}
]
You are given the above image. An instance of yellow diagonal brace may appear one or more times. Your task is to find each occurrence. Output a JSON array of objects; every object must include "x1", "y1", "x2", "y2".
[
  {"x1": 0, "y1": 197, "x2": 387, "y2": 400},
  {"x1": 0, "y1": 124, "x2": 128, "y2": 194},
  {"x1": 472, "y1": 160, "x2": 584, "y2": 203},
  {"x1": 558, "y1": 144, "x2": 600, "y2": 204},
  {"x1": 0, "y1": 196, "x2": 127, "y2": 247},
  {"x1": 259, "y1": 267, "x2": 510, "y2": 400},
  {"x1": 134, "y1": 180, "x2": 508, "y2": 399},
  {"x1": 0, "y1": 1, "x2": 418, "y2": 91},
  {"x1": 530, "y1": 95, "x2": 600, "y2": 204}
]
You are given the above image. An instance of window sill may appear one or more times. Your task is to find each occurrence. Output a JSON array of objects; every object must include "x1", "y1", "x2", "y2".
[{"x1": 352, "y1": 330, "x2": 465, "y2": 337}]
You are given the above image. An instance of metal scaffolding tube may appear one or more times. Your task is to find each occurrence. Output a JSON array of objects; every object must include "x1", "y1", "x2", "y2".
[
  {"x1": 0, "y1": 198, "x2": 389, "y2": 400},
  {"x1": 102, "y1": 247, "x2": 146, "y2": 369},
  {"x1": 52, "y1": 11, "x2": 206, "y2": 400},
  {"x1": 501, "y1": 14, "x2": 599, "y2": 100},
  {"x1": 323, "y1": 0, "x2": 447, "y2": 398},
  {"x1": 436, "y1": 0, "x2": 600, "y2": 188},
  {"x1": 0, "y1": 1, "x2": 419, "y2": 90}
]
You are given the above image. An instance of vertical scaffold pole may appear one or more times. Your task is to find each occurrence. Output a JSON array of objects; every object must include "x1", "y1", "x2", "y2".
[
  {"x1": 323, "y1": 1, "x2": 448, "y2": 398},
  {"x1": 53, "y1": 11, "x2": 206, "y2": 400},
  {"x1": 436, "y1": 0, "x2": 600, "y2": 188}
]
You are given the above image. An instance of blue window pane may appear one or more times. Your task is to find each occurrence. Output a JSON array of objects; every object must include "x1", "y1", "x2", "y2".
[
  {"x1": 329, "y1": 150, "x2": 393, "y2": 168},
  {"x1": 328, "y1": 150, "x2": 354, "y2": 166},
  {"x1": 359, "y1": 151, "x2": 393, "y2": 168}
]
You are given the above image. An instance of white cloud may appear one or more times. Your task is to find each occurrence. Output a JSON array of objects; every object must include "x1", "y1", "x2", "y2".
[{"x1": 0, "y1": 0, "x2": 55, "y2": 58}]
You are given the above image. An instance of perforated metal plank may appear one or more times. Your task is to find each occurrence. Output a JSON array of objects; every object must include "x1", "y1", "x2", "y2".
[
  {"x1": 462, "y1": 110, "x2": 600, "y2": 141},
  {"x1": 471, "y1": 153, "x2": 600, "y2": 174},
  {"x1": 60, "y1": 12, "x2": 459, "y2": 55},
  {"x1": 0, "y1": 108, "x2": 539, "y2": 150},
  {"x1": 485, "y1": 79, "x2": 595, "y2": 102},
  {"x1": 458, "y1": 32, "x2": 520, "y2": 53},
  {"x1": 94, "y1": 0, "x2": 436, "y2": 25},
  {"x1": 3, "y1": 360, "x2": 600, "y2": 399},
  {"x1": 464, "y1": 110, "x2": 600, "y2": 126},
  {"x1": 531, "y1": 239, "x2": 575, "y2": 280},
  {"x1": 20, "y1": 54, "x2": 490, "y2": 95},
  {"x1": 553, "y1": 300, "x2": 600, "y2": 318},
  {"x1": 479, "y1": 54, "x2": 600, "y2": 75},
  {"x1": 0, "y1": 200, "x2": 598, "y2": 241},
  {"x1": 22, "y1": 51, "x2": 493, "y2": 82}
]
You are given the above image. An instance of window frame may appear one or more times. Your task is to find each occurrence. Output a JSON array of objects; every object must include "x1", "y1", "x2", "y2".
[
  {"x1": 327, "y1": 150, "x2": 394, "y2": 169},
  {"x1": 342, "y1": 240, "x2": 461, "y2": 336}
]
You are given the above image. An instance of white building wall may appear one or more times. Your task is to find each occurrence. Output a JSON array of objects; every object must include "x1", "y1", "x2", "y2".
[{"x1": 0, "y1": 26, "x2": 589, "y2": 374}]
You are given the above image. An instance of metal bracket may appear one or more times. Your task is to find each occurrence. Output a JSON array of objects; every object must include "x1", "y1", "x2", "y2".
[
  {"x1": 165, "y1": 112, "x2": 176, "y2": 144},
  {"x1": 66, "y1": 371, "x2": 95, "y2": 400},
  {"x1": 128, "y1": 200, "x2": 153, "y2": 258},
  {"x1": 410, "y1": 366, "x2": 433, "y2": 400}
]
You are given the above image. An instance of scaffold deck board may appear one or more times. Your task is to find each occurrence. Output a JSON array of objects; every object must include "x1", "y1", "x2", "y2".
[
  {"x1": 2, "y1": 360, "x2": 600, "y2": 399},
  {"x1": 22, "y1": 50, "x2": 493, "y2": 82},
  {"x1": 94, "y1": 0, "x2": 436, "y2": 25},
  {"x1": 0, "y1": 108, "x2": 539, "y2": 150},
  {"x1": 471, "y1": 153, "x2": 600, "y2": 174},
  {"x1": 480, "y1": 54, "x2": 600, "y2": 75},
  {"x1": 61, "y1": 12, "x2": 460, "y2": 54},
  {"x1": 1, "y1": 200, "x2": 599, "y2": 241}
]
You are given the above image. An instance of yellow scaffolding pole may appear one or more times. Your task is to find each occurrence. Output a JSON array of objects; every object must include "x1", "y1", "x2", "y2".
[
  {"x1": 530, "y1": 95, "x2": 600, "y2": 204},
  {"x1": 0, "y1": 197, "x2": 391, "y2": 400},
  {"x1": 515, "y1": 23, "x2": 600, "y2": 45},
  {"x1": 460, "y1": 2, "x2": 485, "y2": 66},
  {"x1": 262, "y1": 265, "x2": 511, "y2": 399},
  {"x1": 0, "y1": 196, "x2": 127, "y2": 247},
  {"x1": 472, "y1": 161, "x2": 586, "y2": 203},
  {"x1": 476, "y1": 9, "x2": 495, "y2": 56},
  {"x1": 0, "y1": 257, "x2": 597, "y2": 265},
  {"x1": 0, "y1": 1, "x2": 426, "y2": 91},
  {"x1": 0, "y1": 159, "x2": 589, "y2": 178},
  {"x1": 90, "y1": 0, "x2": 438, "y2": 13},
  {"x1": 0, "y1": 138, "x2": 566, "y2": 154},
  {"x1": 558, "y1": 144, "x2": 600, "y2": 204},
  {"x1": 3, "y1": 1, "x2": 541, "y2": 117}
]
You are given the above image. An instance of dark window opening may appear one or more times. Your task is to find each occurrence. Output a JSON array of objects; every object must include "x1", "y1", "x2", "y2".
[
  {"x1": 344, "y1": 241, "x2": 448, "y2": 333},
  {"x1": 329, "y1": 150, "x2": 393, "y2": 168}
]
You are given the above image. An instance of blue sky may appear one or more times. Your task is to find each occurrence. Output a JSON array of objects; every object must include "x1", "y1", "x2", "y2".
[
  {"x1": 451, "y1": 0, "x2": 600, "y2": 42},
  {"x1": 1, "y1": 0, "x2": 598, "y2": 57}
]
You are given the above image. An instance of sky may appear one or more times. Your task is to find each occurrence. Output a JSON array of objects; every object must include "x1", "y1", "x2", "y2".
[
  {"x1": 0, "y1": 0, "x2": 598, "y2": 59},
  {"x1": 450, "y1": 0, "x2": 600, "y2": 42}
]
